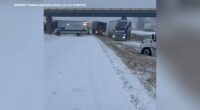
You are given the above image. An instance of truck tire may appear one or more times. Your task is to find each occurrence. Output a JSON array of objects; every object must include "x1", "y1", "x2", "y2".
[
  {"x1": 87, "y1": 31, "x2": 90, "y2": 35},
  {"x1": 142, "y1": 48, "x2": 152, "y2": 56},
  {"x1": 128, "y1": 35, "x2": 131, "y2": 40},
  {"x1": 55, "y1": 32, "x2": 61, "y2": 36},
  {"x1": 92, "y1": 30, "x2": 95, "y2": 35},
  {"x1": 76, "y1": 33, "x2": 80, "y2": 36}
]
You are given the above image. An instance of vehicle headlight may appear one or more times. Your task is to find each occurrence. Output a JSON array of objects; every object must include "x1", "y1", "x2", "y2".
[
  {"x1": 83, "y1": 23, "x2": 87, "y2": 26},
  {"x1": 123, "y1": 34, "x2": 126, "y2": 39},
  {"x1": 112, "y1": 35, "x2": 115, "y2": 38},
  {"x1": 66, "y1": 23, "x2": 70, "y2": 26},
  {"x1": 83, "y1": 21, "x2": 88, "y2": 26}
]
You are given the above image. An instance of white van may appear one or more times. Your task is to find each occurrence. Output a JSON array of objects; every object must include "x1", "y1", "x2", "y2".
[{"x1": 54, "y1": 20, "x2": 90, "y2": 36}]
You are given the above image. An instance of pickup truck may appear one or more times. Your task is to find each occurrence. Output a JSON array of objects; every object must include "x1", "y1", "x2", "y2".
[{"x1": 140, "y1": 34, "x2": 156, "y2": 56}]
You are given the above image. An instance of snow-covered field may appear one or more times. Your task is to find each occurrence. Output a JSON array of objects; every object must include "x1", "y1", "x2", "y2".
[
  {"x1": 97, "y1": 39, "x2": 155, "y2": 110},
  {"x1": 45, "y1": 35, "x2": 135, "y2": 110},
  {"x1": 45, "y1": 34, "x2": 155, "y2": 110}
]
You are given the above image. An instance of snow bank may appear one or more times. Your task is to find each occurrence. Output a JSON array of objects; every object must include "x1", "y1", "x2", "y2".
[
  {"x1": 0, "y1": 6, "x2": 44, "y2": 110},
  {"x1": 97, "y1": 38, "x2": 156, "y2": 110},
  {"x1": 131, "y1": 30, "x2": 156, "y2": 36}
]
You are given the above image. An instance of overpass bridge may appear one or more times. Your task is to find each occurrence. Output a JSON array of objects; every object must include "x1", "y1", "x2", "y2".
[
  {"x1": 44, "y1": 8, "x2": 156, "y2": 34},
  {"x1": 44, "y1": 8, "x2": 156, "y2": 17}
]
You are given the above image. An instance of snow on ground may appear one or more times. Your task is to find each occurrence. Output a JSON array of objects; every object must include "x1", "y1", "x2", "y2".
[
  {"x1": 45, "y1": 34, "x2": 135, "y2": 110},
  {"x1": 131, "y1": 30, "x2": 156, "y2": 36},
  {"x1": 97, "y1": 38, "x2": 156, "y2": 110},
  {"x1": 120, "y1": 40, "x2": 141, "y2": 52}
]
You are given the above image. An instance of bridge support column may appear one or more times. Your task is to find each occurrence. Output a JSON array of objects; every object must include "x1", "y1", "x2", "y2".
[
  {"x1": 46, "y1": 16, "x2": 53, "y2": 34},
  {"x1": 121, "y1": 16, "x2": 127, "y2": 20}
]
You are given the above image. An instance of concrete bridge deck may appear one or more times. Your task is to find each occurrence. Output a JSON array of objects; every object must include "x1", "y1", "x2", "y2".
[{"x1": 44, "y1": 8, "x2": 156, "y2": 17}]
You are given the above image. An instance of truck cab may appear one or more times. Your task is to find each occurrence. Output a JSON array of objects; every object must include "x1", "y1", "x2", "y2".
[
  {"x1": 92, "y1": 21, "x2": 107, "y2": 35},
  {"x1": 108, "y1": 20, "x2": 132, "y2": 41},
  {"x1": 140, "y1": 34, "x2": 156, "y2": 56}
]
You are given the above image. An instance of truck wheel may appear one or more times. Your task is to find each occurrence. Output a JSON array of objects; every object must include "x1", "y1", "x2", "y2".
[
  {"x1": 92, "y1": 30, "x2": 95, "y2": 35},
  {"x1": 124, "y1": 37, "x2": 128, "y2": 41},
  {"x1": 109, "y1": 34, "x2": 112, "y2": 38},
  {"x1": 55, "y1": 32, "x2": 61, "y2": 36},
  {"x1": 76, "y1": 33, "x2": 80, "y2": 36},
  {"x1": 142, "y1": 48, "x2": 152, "y2": 56},
  {"x1": 128, "y1": 35, "x2": 131, "y2": 40}
]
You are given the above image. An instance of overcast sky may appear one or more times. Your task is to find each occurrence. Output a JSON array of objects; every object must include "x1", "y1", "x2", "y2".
[{"x1": 44, "y1": 0, "x2": 156, "y2": 8}]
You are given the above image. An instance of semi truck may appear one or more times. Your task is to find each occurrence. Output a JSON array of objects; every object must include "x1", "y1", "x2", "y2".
[
  {"x1": 92, "y1": 21, "x2": 107, "y2": 35},
  {"x1": 107, "y1": 20, "x2": 132, "y2": 41},
  {"x1": 54, "y1": 20, "x2": 90, "y2": 36}
]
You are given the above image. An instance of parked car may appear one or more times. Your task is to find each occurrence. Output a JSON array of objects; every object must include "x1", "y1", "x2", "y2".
[
  {"x1": 54, "y1": 20, "x2": 90, "y2": 36},
  {"x1": 140, "y1": 34, "x2": 156, "y2": 56},
  {"x1": 92, "y1": 21, "x2": 107, "y2": 35},
  {"x1": 107, "y1": 20, "x2": 132, "y2": 41}
]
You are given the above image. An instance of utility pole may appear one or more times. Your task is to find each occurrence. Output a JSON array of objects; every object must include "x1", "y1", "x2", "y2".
[{"x1": 121, "y1": 16, "x2": 127, "y2": 20}]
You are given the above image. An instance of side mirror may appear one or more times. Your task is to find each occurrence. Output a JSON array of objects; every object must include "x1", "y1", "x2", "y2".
[
  {"x1": 152, "y1": 34, "x2": 156, "y2": 41},
  {"x1": 152, "y1": 34, "x2": 155, "y2": 39}
]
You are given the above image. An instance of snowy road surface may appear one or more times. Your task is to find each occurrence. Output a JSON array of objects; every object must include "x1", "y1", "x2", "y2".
[{"x1": 45, "y1": 35, "x2": 135, "y2": 110}]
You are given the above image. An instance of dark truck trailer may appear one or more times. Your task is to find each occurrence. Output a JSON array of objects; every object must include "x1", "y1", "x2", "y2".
[
  {"x1": 53, "y1": 20, "x2": 90, "y2": 36},
  {"x1": 107, "y1": 20, "x2": 132, "y2": 41},
  {"x1": 92, "y1": 21, "x2": 107, "y2": 35}
]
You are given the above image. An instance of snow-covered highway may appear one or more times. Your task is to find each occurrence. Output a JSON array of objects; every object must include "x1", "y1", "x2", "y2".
[{"x1": 45, "y1": 35, "x2": 135, "y2": 110}]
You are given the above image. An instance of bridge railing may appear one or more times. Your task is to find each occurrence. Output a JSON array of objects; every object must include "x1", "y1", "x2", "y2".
[{"x1": 44, "y1": 8, "x2": 156, "y2": 11}]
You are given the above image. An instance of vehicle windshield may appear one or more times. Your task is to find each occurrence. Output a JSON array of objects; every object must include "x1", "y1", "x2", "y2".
[
  {"x1": 116, "y1": 21, "x2": 128, "y2": 30},
  {"x1": 144, "y1": 34, "x2": 156, "y2": 41},
  {"x1": 144, "y1": 36, "x2": 153, "y2": 40},
  {"x1": 97, "y1": 25, "x2": 106, "y2": 29}
]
